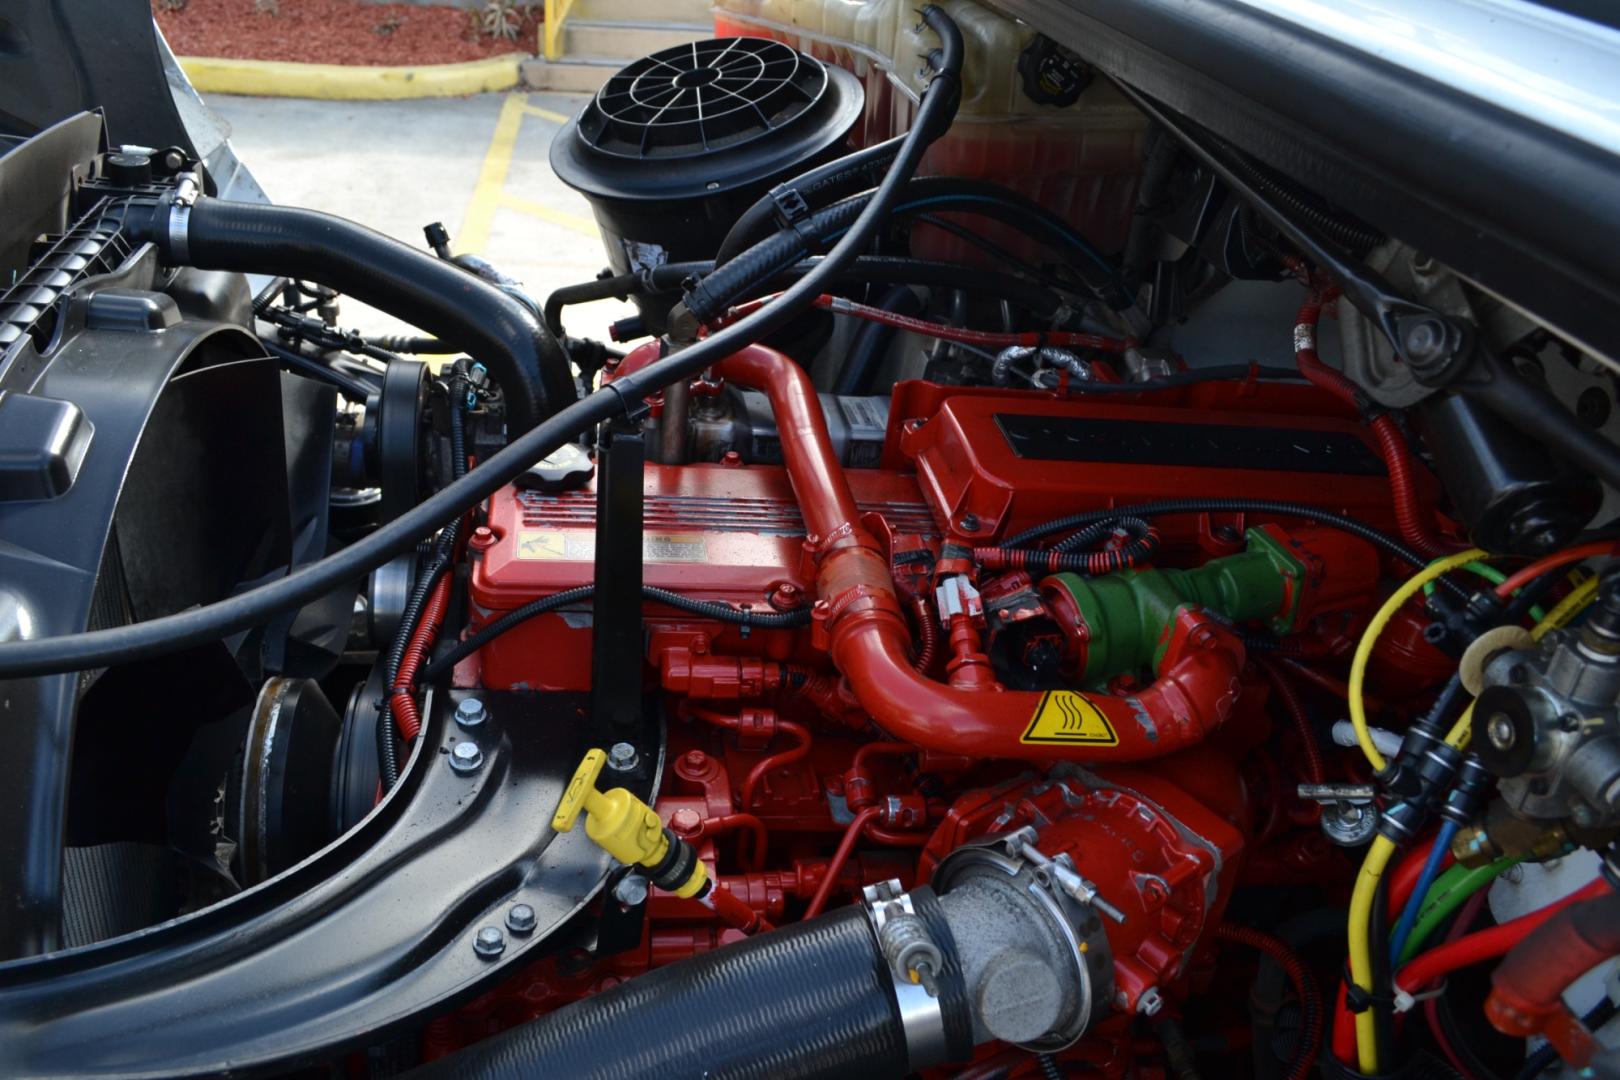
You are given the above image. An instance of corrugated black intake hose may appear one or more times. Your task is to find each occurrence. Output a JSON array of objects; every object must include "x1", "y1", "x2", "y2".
[
  {"x1": 0, "y1": 5, "x2": 961, "y2": 680},
  {"x1": 416, "y1": 906, "x2": 922, "y2": 1080},
  {"x1": 125, "y1": 198, "x2": 574, "y2": 433}
]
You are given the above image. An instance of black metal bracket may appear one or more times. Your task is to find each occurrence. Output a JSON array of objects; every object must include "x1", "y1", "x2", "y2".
[
  {"x1": 590, "y1": 419, "x2": 646, "y2": 744},
  {"x1": 0, "y1": 690, "x2": 660, "y2": 1077}
]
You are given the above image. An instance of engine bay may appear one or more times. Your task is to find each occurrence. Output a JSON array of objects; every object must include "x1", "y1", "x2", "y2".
[{"x1": 1, "y1": 3, "x2": 1618, "y2": 1078}]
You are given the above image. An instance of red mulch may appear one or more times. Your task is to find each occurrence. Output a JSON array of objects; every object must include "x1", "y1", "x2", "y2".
[{"x1": 154, "y1": 0, "x2": 541, "y2": 65}]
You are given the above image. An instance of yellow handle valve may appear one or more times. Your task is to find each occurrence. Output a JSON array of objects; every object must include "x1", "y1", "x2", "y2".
[{"x1": 553, "y1": 748, "x2": 709, "y2": 899}]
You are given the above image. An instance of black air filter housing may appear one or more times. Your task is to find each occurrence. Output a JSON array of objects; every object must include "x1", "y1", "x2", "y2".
[{"x1": 552, "y1": 37, "x2": 863, "y2": 330}]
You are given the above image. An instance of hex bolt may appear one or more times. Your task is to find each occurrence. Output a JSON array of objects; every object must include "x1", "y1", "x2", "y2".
[
  {"x1": 449, "y1": 740, "x2": 484, "y2": 774},
  {"x1": 613, "y1": 873, "x2": 649, "y2": 906},
  {"x1": 1487, "y1": 713, "x2": 1517, "y2": 751},
  {"x1": 1401, "y1": 317, "x2": 1449, "y2": 365},
  {"x1": 473, "y1": 926, "x2": 505, "y2": 959},
  {"x1": 455, "y1": 697, "x2": 488, "y2": 729},
  {"x1": 607, "y1": 742, "x2": 639, "y2": 772},
  {"x1": 506, "y1": 903, "x2": 537, "y2": 935}
]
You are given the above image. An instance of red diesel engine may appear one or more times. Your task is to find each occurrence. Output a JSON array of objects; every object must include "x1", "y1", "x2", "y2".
[{"x1": 424, "y1": 339, "x2": 1401, "y2": 1072}]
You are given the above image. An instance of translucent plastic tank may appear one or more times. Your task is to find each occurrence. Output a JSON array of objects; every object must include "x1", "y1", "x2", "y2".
[{"x1": 710, "y1": 0, "x2": 1148, "y2": 255}]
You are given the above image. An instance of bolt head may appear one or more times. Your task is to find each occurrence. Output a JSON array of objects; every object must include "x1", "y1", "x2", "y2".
[
  {"x1": 670, "y1": 808, "x2": 702, "y2": 835},
  {"x1": 1487, "y1": 713, "x2": 1517, "y2": 751},
  {"x1": 1402, "y1": 317, "x2": 1449, "y2": 363},
  {"x1": 607, "y1": 742, "x2": 639, "y2": 772},
  {"x1": 506, "y1": 903, "x2": 537, "y2": 934},
  {"x1": 613, "y1": 874, "x2": 649, "y2": 906},
  {"x1": 449, "y1": 740, "x2": 484, "y2": 773},
  {"x1": 455, "y1": 698, "x2": 488, "y2": 728},
  {"x1": 473, "y1": 926, "x2": 505, "y2": 958}
]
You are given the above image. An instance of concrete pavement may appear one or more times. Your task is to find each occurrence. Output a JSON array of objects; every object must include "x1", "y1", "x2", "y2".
[{"x1": 208, "y1": 90, "x2": 633, "y2": 344}]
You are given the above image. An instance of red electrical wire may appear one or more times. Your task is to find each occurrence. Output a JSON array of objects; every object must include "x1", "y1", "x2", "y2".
[
  {"x1": 389, "y1": 573, "x2": 451, "y2": 742},
  {"x1": 804, "y1": 806, "x2": 882, "y2": 919},
  {"x1": 1424, "y1": 888, "x2": 1491, "y2": 1080},
  {"x1": 908, "y1": 594, "x2": 940, "y2": 674},
  {"x1": 1495, "y1": 541, "x2": 1620, "y2": 598},
  {"x1": 1332, "y1": 982, "x2": 1356, "y2": 1066},
  {"x1": 739, "y1": 719, "x2": 812, "y2": 810},
  {"x1": 720, "y1": 293, "x2": 1136, "y2": 352},
  {"x1": 1216, "y1": 924, "x2": 1323, "y2": 1080},
  {"x1": 1294, "y1": 292, "x2": 1456, "y2": 560},
  {"x1": 1257, "y1": 657, "x2": 1325, "y2": 785},
  {"x1": 1394, "y1": 879, "x2": 1609, "y2": 998}
]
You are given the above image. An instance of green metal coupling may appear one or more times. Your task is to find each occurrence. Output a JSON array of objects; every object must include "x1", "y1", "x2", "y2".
[{"x1": 1044, "y1": 526, "x2": 1308, "y2": 684}]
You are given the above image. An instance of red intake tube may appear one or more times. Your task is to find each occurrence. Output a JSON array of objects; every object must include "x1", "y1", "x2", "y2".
[{"x1": 711, "y1": 345, "x2": 1247, "y2": 762}]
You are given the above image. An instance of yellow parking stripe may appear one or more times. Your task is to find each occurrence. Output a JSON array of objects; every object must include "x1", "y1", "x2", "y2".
[
  {"x1": 457, "y1": 91, "x2": 529, "y2": 255},
  {"x1": 498, "y1": 193, "x2": 600, "y2": 239},
  {"x1": 520, "y1": 103, "x2": 574, "y2": 124}
]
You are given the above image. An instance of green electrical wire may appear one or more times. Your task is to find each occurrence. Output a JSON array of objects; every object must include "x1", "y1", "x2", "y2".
[
  {"x1": 1396, "y1": 855, "x2": 1522, "y2": 966},
  {"x1": 1422, "y1": 560, "x2": 1547, "y2": 622}
]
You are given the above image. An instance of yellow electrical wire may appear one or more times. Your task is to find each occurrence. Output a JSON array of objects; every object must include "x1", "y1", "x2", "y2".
[
  {"x1": 1348, "y1": 548, "x2": 1490, "y2": 773},
  {"x1": 1348, "y1": 833, "x2": 1398, "y2": 1073},
  {"x1": 1531, "y1": 573, "x2": 1601, "y2": 642},
  {"x1": 1347, "y1": 551, "x2": 1602, "y2": 1070}
]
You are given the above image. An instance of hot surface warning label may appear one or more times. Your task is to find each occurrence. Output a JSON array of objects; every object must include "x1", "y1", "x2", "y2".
[{"x1": 1020, "y1": 691, "x2": 1119, "y2": 745}]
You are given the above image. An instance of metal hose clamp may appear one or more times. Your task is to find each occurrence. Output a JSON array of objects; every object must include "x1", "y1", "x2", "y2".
[
  {"x1": 861, "y1": 879, "x2": 950, "y2": 1070},
  {"x1": 167, "y1": 172, "x2": 201, "y2": 265}
]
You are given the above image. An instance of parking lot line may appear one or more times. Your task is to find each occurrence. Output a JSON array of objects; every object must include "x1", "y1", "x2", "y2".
[{"x1": 457, "y1": 91, "x2": 529, "y2": 255}]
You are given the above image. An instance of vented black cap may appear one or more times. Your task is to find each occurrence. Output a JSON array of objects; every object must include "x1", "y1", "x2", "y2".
[{"x1": 551, "y1": 37, "x2": 863, "y2": 203}]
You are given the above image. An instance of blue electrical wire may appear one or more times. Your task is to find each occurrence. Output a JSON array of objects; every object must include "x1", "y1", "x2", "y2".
[{"x1": 1389, "y1": 819, "x2": 1460, "y2": 964}]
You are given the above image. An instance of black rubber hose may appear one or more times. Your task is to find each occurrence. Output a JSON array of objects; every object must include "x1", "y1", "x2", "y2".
[
  {"x1": 259, "y1": 339, "x2": 375, "y2": 400},
  {"x1": 835, "y1": 284, "x2": 923, "y2": 394},
  {"x1": 0, "y1": 5, "x2": 961, "y2": 680},
  {"x1": 545, "y1": 256, "x2": 1062, "y2": 340},
  {"x1": 127, "y1": 198, "x2": 575, "y2": 433},
  {"x1": 687, "y1": 177, "x2": 1125, "y2": 325},
  {"x1": 365, "y1": 334, "x2": 444, "y2": 354},
  {"x1": 416, "y1": 906, "x2": 910, "y2": 1080},
  {"x1": 716, "y1": 135, "x2": 907, "y2": 265},
  {"x1": 1001, "y1": 498, "x2": 1470, "y2": 601},
  {"x1": 416, "y1": 583, "x2": 812, "y2": 686}
]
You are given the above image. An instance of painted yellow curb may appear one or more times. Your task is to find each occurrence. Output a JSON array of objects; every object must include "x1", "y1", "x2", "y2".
[{"x1": 177, "y1": 52, "x2": 528, "y2": 100}]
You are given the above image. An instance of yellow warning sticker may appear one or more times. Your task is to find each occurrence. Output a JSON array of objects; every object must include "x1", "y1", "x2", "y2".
[
  {"x1": 515, "y1": 530, "x2": 709, "y2": 564},
  {"x1": 516, "y1": 530, "x2": 569, "y2": 560},
  {"x1": 1020, "y1": 691, "x2": 1119, "y2": 746}
]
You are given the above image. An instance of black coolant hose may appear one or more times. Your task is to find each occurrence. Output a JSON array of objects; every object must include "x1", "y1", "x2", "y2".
[
  {"x1": 684, "y1": 176, "x2": 1125, "y2": 325},
  {"x1": 834, "y1": 283, "x2": 924, "y2": 394},
  {"x1": 715, "y1": 135, "x2": 907, "y2": 265},
  {"x1": 545, "y1": 255, "x2": 1060, "y2": 339},
  {"x1": 0, "y1": 5, "x2": 961, "y2": 680},
  {"x1": 125, "y1": 198, "x2": 575, "y2": 433},
  {"x1": 416, "y1": 904, "x2": 967, "y2": 1080}
]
